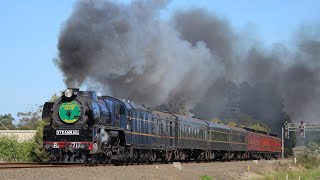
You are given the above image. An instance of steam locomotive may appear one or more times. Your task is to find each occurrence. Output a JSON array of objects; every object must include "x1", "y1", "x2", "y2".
[{"x1": 42, "y1": 88, "x2": 281, "y2": 165}]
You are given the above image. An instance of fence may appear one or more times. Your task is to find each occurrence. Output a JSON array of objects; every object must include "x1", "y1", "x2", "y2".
[{"x1": 0, "y1": 130, "x2": 36, "y2": 142}]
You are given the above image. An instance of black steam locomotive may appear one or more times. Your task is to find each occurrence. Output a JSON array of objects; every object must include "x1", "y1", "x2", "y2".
[{"x1": 42, "y1": 88, "x2": 281, "y2": 165}]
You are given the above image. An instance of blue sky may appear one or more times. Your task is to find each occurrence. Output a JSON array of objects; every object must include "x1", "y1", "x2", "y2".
[{"x1": 0, "y1": 0, "x2": 319, "y2": 121}]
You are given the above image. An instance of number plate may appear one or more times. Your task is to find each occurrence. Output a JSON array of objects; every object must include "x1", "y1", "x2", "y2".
[
  {"x1": 53, "y1": 143, "x2": 59, "y2": 148},
  {"x1": 71, "y1": 142, "x2": 81, "y2": 148},
  {"x1": 56, "y1": 130, "x2": 79, "y2": 135}
]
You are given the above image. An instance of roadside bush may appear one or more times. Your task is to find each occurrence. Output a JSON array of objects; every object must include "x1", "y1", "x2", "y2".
[
  {"x1": 200, "y1": 175, "x2": 213, "y2": 180},
  {"x1": 29, "y1": 120, "x2": 49, "y2": 162},
  {"x1": 0, "y1": 136, "x2": 32, "y2": 162},
  {"x1": 0, "y1": 120, "x2": 49, "y2": 162},
  {"x1": 258, "y1": 168, "x2": 320, "y2": 180},
  {"x1": 284, "y1": 147, "x2": 293, "y2": 157},
  {"x1": 297, "y1": 152, "x2": 320, "y2": 169}
]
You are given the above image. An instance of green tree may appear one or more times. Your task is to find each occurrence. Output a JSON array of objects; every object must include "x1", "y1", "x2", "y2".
[
  {"x1": 191, "y1": 78, "x2": 229, "y2": 120},
  {"x1": 249, "y1": 123, "x2": 269, "y2": 133},
  {"x1": 17, "y1": 111, "x2": 41, "y2": 130},
  {"x1": 227, "y1": 121, "x2": 237, "y2": 127},
  {"x1": 29, "y1": 120, "x2": 49, "y2": 162},
  {"x1": 306, "y1": 132, "x2": 320, "y2": 144},
  {"x1": 49, "y1": 93, "x2": 59, "y2": 102},
  {"x1": 0, "y1": 114, "x2": 15, "y2": 130},
  {"x1": 237, "y1": 113, "x2": 256, "y2": 126},
  {"x1": 16, "y1": 93, "x2": 58, "y2": 130},
  {"x1": 239, "y1": 82, "x2": 285, "y2": 135},
  {"x1": 211, "y1": 118, "x2": 224, "y2": 124},
  {"x1": 307, "y1": 142, "x2": 319, "y2": 154},
  {"x1": 156, "y1": 93, "x2": 189, "y2": 116},
  {"x1": 236, "y1": 113, "x2": 271, "y2": 132},
  {"x1": 27, "y1": 93, "x2": 59, "y2": 161},
  {"x1": 219, "y1": 81, "x2": 240, "y2": 123}
]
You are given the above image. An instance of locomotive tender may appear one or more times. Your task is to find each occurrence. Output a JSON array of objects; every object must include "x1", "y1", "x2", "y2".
[{"x1": 42, "y1": 88, "x2": 281, "y2": 164}]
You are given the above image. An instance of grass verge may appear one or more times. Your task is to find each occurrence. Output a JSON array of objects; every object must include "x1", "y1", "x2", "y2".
[{"x1": 255, "y1": 168, "x2": 320, "y2": 180}]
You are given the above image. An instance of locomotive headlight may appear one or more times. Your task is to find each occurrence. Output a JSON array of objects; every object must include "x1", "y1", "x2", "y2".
[{"x1": 64, "y1": 89, "x2": 73, "y2": 98}]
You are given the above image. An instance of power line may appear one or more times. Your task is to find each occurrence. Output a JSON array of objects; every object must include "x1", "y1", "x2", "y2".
[{"x1": 0, "y1": 121, "x2": 9, "y2": 130}]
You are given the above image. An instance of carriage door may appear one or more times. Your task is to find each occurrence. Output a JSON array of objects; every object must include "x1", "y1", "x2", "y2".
[{"x1": 151, "y1": 114, "x2": 155, "y2": 147}]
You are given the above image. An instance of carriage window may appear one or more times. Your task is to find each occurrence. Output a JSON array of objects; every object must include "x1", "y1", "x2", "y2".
[
  {"x1": 192, "y1": 128, "x2": 197, "y2": 138},
  {"x1": 197, "y1": 128, "x2": 199, "y2": 138},
  {"x1": 119, "y1": 104, "x2": 126, "y2": 115}
]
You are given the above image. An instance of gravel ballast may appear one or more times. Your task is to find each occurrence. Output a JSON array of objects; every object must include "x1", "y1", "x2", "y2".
[{"x1": 0, "y1": 159, "x2": 294, "y2": 180}]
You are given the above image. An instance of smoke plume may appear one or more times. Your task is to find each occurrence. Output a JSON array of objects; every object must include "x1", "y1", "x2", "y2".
[
  {"x1": 56, "y1": 0, "x2": 320, "y2": 123},
  {"x1": 57, "y1": 0, "x2": 223, "y2": 109}
]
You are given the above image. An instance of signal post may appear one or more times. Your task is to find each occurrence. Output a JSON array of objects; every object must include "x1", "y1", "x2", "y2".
[{"x1": 283, "y1": 121, "x2": 320, "y2": 158}]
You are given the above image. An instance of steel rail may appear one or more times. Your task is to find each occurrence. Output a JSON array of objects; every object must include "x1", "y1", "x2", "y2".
[{"x1": 0, "y1": 163, "x2": 83, "y2": 170}]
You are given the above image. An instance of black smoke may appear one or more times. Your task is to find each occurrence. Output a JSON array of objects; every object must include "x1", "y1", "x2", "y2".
[
  {"x1": 56, "y1": 0, "x2": 320, "y2": 125},
  {"x1": 57, "y1": 0, "x2": 222, "y2": 109}
]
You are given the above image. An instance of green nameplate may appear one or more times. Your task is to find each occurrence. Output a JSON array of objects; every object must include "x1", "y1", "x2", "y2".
[{"x1": 59, "y1": 101, "x2": 81, "y2": 123}]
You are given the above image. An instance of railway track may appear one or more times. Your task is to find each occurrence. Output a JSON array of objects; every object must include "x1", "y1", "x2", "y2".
[
  {"x1": 0, "y1": 163, "x2": 83, "y2": 170},
  {"x1": 0, "y1": 158, "x2": 287, "y2": 170},
  {"x1": 0, "y1": 160, "x2": 232, "y2": 169}
]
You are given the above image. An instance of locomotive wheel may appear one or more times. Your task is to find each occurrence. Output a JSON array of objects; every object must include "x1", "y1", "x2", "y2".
[
  {"x1": 63, "y1": 154, "x2": 69, "y2": 163},
  {"x1": 128, "y1": 157, "x2": 133, "y2": 165},
  {"x1": 113, "y1": 160, "x2": 121, "y2": 166},
  {"x1": 147, "y1": 157, "x2": 152, "y2": 165},
  {"x1": 89, "y1": 159, "x2": 94, "y2": 166},
  {"x1": 125, "y1": 151, "x2": 130, "y2": 166},
  {"x1": 87, "y1": 156, "x2": 96, "y2": 166},
  {"x1": 125, "y1": 158, "x2": 129, "y2": 166},
  {"x1": 268, "y1": 155, "x2": 272, "y2": 160},
  {"x1": 186, "y1": 157, "x2": 190, "y2": 163}
]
